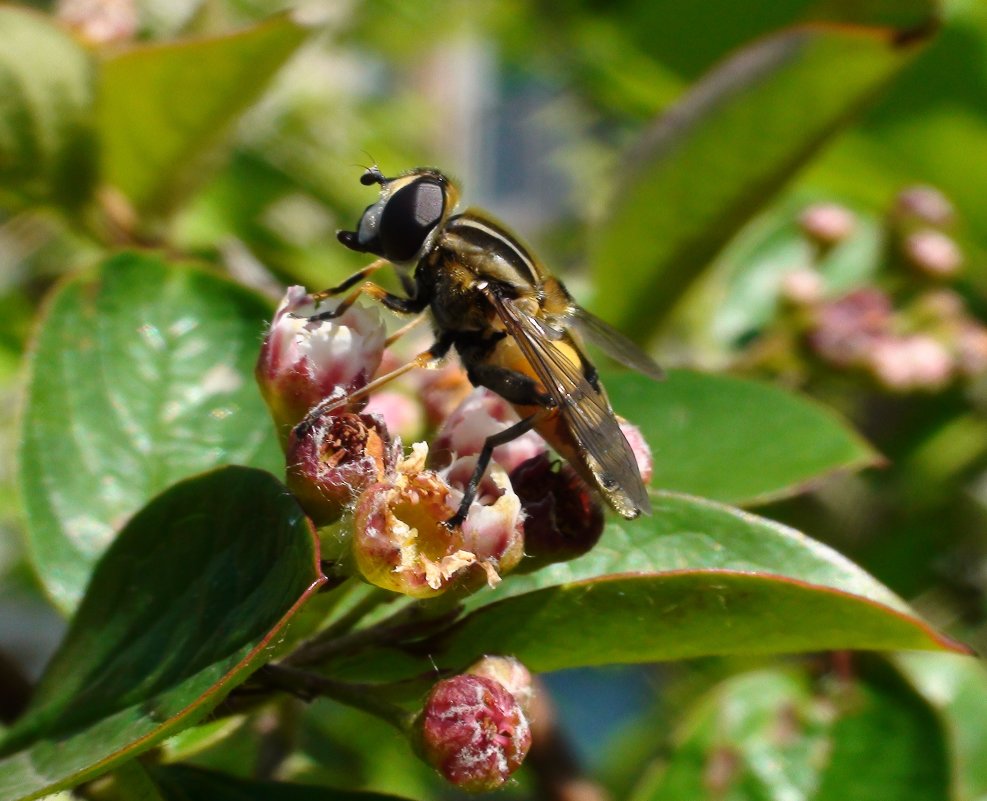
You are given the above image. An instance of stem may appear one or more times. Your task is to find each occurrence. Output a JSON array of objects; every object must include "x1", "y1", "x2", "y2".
[
  {"x1": 286, "y1": 597, "x2": 462, "y2": 668},
  {"x1": 0, "y1": 650, "x2": 32, "y2": 724},
  {"x1": 254, "y1": 664, "x2": 414, "y2": 732}
]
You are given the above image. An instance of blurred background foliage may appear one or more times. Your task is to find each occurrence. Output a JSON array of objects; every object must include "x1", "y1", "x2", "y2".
[{"x1": 2, "y1": 0, "x2": 987, "y2": 798}]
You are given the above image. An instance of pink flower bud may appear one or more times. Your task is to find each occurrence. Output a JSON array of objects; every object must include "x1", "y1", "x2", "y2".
[
  {"x1": 285, "y1": 411, "x2": 396, "y2": 526},
  {"x1": 798, "y1": 203, "x2": 856, "y2": 247},
  {"x1": 432, "y1": 388, "x2": 548, "y2": 474},
  {"x1": 57, "y1": 0, "x2": 137, "y2": 44},
  {"x1": 509, "y1": 453, "x2": 604, "y2": 570},
  {"x1": 415, "y1": 674, "x2": 531, "y2": 792},
  {"x1": 956, "y1": 324, "x2": 987, "y2": 377},
  {"x1": 352, "y1": 446, "x2": 523, "y2": 598},
  {"x1": 362, "y1": 390, "x2": 424, "y2": 442},
  {"x1": 808, "y1": 288, "x2": 893, "y2": 367},
  {"x1": 779, "y1": 268, "x2": 825, "y2": 307},
  {"x1": 256, "y1": 286, "x2": 386, "y2": 445},
  {"x1": 867, "y1": 335, "x2": 953, "y2": 392},
  {"x1": 466, "y1": 656, "x2": 535, "y2": 717},
  {"x1": 895, "y1": 185, "x2": 954, "y2": 227},
  {"x1": 619, "y1": 419, "x2": 653, "y2": 485},
  {"x1": 416, "y1": 363, "x2": 475, "y2": 428},
  {"x1": 903, "y1": 229, "x2": 963, "y2": 278}
]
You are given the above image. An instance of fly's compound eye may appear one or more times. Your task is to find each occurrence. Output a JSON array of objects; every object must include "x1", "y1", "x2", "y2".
[{"x1": 378, "y1": 179, "x2": 445, "y2": 262}]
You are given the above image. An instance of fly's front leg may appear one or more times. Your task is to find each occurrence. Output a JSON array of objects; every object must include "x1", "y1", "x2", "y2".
[
  {"x1": 310, "y1": 259, "x2": 388, "y2": 303},
  {"x1": 308, "y1": 282, "x2": 427, "y2": 322}
]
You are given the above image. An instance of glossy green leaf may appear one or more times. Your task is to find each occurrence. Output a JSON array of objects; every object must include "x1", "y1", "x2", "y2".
[
  {"x1": 632, "y1": 663, "x2": 950, "y2": 801},
  {"x1": 0, "y1": 7, "x2": 97, "y2": 210},
  {"x1": 98, "y1": 14, "x2": 308, "y2": 214},
  {"x1": 607, "y1": 369, "x2": 879, "y2": 505},
  {"x1": 0, "y1": 467, "x2": 323, "y2": 801},
  {"x1": 326, "y1": 494, "x2": 963, "y2": 682},
  {"x1": 896, "y1": 653, "x2": 987, "y2": 801},
  {"x1": 150, "y1": 764, "x2": 413, "y2": 801},
  {"x1": 589, "y1": 22, "x2": 932, "y2": 339},
  {"x1": 19, "y1": 251, "x2": 282, "y2": 613}
]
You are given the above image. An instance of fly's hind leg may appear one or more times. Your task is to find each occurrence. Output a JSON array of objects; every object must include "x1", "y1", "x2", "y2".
[
  {"x1": 444, "y1": 411, "x2": 547, "y2": 530},
  {"x1": 466, "y1": 363, "x2": 557, "y2": 409},
  {"x1": 445, "y1": 363, "x2": 558, "y2": 529}
]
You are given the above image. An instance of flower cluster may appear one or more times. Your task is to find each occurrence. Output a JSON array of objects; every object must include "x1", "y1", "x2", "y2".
[
  {"x1": 256, "y1": 286, "x2": 650, "y2": 598},
  {"x1": 761, "y1": 186, "x2": 987, "y2": 392}
]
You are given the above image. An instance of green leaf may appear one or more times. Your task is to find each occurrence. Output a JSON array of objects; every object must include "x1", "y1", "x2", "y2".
[
  {"x1": 19, "y1": 251, "x2": 282, "y2": 613},
  {"x1": 325, "y1": 494, "x2": 964, "y2": 682},
  {"x1": 607, "y1": 369, "x2": 879, "y2": 505},
  {"x1": 0, "y1": 7, "x2": 97, "y2": 210},
  {"x1": 0, "y1": 467, "x2": 324, "y2": 801},
  {"x1": 631, "y1": 662, "x2": 950, "y2": 801},
  {"x1": 896, "y1": 653, "x2": 987, "y2": 801},
  {"x1": 812, "y1": 660, "x2": 950, "y2": 801},
  {"x1": 150, "y1": 764, "x2": 413, "y2": 801},
  {"x1": 589, "y1": 22, "x2": 933, "y2": 339},
  {"x1": 98, "y1": 14, "x2": 308, "y2": 215}
]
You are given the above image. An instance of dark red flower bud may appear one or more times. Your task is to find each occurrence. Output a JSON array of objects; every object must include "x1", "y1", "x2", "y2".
[
  {"x1": 466, "y1": 656, "x2": 535, "y2": 716},
  {"x1": 415, "y1": 674, "x2": 531, "y2": 792},
  {"x1": 510, "y1": 453, "x2": 604, "y2": 570}
]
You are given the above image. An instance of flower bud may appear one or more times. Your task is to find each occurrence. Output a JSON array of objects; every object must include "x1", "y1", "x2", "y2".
[
  {"x1": 619, "y1": 419, "x2": 653, "y2": 485},
  {"x1": 352, "y1": 446, "x2": 523, "y2": 598},
  {"x1": 466, "y1": 656, "x2": 535, "y2": 717},
  {"x1": 808, "y1": 288, "x2": 893, "y2": 367},
  {"x1": 58, "y1": 0, "x2": 137, "y2": 44},
  {"x1": 779, "y1": 268, "x2": 825, "y2": 307},
  {"x1": 416, "y1": 363, "x2": 475, "y2": 427},
  {"x1": 867, "y1": 334, "x2": 953, "y2": 392},
  {"x1": 956, "y1": 323, "x2": 987, "y2": 377},
  {"x1": 903, "y1": 229, "x2": 963, "y2": 278},
  {"x1": 285, "y1": 410, "x2": 395, "y2": 526},
  {"x1": 510, "y1": 453, "x2": 604, "y2": 570},
  {"x1": 432, "y1": 388, "x2": 547, "y2": 473},
  {"x1": 256, "y1": 286, "x2": 386, "y2": 446},
  {"x1": 363, "y1": 389, "x2": 424, "y2": 442},
  {"x1": 415, "y1": 674, "x2": 531, "y2": 792},
  {"x1": 798, "y1": 203, "x2": 856, "y2": 247},
  {"x1": 895, "y1": 185, "x2": 954, "y2": 227}
]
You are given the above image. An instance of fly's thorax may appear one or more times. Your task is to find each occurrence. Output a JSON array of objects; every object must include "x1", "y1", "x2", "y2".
[{"x1": 442, "y1": 213, "x2": 546, "y2": 292}]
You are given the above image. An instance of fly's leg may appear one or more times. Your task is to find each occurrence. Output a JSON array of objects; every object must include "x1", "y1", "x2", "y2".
[
  {"x1": 310, "y1": 259, "x2": 388, "y2": 302},
  {"x1": 302, "y1": 259, "x2": 428, "y2": 321},
  {"x1": 295, "y1": 335, "x2": 455, "y2": 435},
  {"x1": 444, "y1": 412, "x2": 547, "y2": 530},
  {"x1": 385, "y1": 312, "x2": 429, "y2": 347},
  {"x1": 445, "y1": 364, "x2": 558, "y2": 528},
  {"x1": 466, "y1": 363, "x2": 557, "y2": 408},
  {"x1": 308, "y1": 282, "x2": 427, "y2": 321}
]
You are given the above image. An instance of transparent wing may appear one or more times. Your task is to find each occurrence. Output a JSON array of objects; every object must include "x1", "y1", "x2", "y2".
[
  {"x1": 570, "y1": 307, "x2": 664, "y2": 380},
  {"x1": 487, "y1": 290, "x2": 651, "y2": 518}
]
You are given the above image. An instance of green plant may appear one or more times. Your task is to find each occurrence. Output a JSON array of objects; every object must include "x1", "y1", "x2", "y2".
[{"x1": 1, "y1": 2, "x2": 985, "y2": 799}]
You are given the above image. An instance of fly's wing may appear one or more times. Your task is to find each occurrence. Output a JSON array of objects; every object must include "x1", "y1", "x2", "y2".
[
  {"x1": 486, "y1": 289, "x2": 652, "y2": 518},
  {"x1": 570, "y1": 307, "x2": 664, "y2": 381}
]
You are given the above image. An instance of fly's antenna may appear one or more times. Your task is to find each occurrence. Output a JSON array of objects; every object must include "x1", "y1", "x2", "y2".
[{"x1": 355, "y1": 152, "x2": 386, "y2": 186}]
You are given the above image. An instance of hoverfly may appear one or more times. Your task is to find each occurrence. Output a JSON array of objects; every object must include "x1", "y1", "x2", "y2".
[{"x1": 311, "y1": 166, "x2": 662, "y2": 527}]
